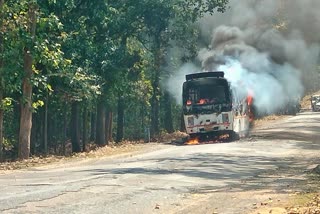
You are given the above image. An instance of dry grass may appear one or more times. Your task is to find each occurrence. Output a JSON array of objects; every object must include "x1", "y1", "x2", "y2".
[
  {"x1": 285, "y1": 193, "x2": 320, "y2": 214},
  {"x1": 0, "y1": 131, "x2": 184, "y2": 172},
  {"x1": 253, "y1": 115, "x2": 290, "y2": 128},
  {"x1": 0, "y1": 141, "x2": 155, "y2": 172},
  {"x1": 250, "y1": 193, "x2": 320, "y2": 214}
]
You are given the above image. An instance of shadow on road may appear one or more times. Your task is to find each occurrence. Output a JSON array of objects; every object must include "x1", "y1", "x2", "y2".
[
  {"x1": 78, "y1": 112, "x2": 320, "y2": 194},
  {"x1": 78, "y1": 150, "x2": 319, "y2": 194}
]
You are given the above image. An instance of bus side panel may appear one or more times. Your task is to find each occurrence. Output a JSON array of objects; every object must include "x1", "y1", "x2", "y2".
[
  {"x1": 233, "y1": 115, "x2": 250, "y2": 138},
  {"x1": 232, "y1": 97, "x2": 250, "y2": 138}
]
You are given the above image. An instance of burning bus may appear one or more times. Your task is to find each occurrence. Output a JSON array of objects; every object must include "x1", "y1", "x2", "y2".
[{"x1": 182, "y1": 71, "x2": 251, "y2": 142}]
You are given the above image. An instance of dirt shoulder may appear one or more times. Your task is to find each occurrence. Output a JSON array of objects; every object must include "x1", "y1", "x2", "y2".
[
  {"x1": 0, "y1": 131, "x2": 188, "y2": 173},
  {"x1": 0, "y1": 142, "x2": 170, "y2": 173}
]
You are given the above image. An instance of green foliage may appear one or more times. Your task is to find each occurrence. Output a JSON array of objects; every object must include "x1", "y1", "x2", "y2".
[
  {"x1": 69, "y1": 69, "x2": 102, "y2": 101},
  {"x1": 0, "y1": 97, "x2": 13, "y2": 110},
  {"x1": 0, "y1": 0, "x2": 229, "y2": 158},
  {"x1": 2, "y1": 137, "x2": 15, "y2": 151},
  {"x1": 32, "y1": 99, "x2": 44, "y2": 110}
]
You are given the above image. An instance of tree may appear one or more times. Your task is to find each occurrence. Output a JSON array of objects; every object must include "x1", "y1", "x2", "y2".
[
  {"x1": 0, "y1": 0, "x2": 229, "y2": 160},
  {"x1": 0, "y1": 0, "x2": 26, "y2": 160},
  {"x1": 163, "y1": 91, "x2": 174, "y2": 133},
  {"x1": 138, "y1": 0, "x2": 229, "y2": 138},
  {"x1": 96, "y1": 98, "x2": 106, "y2": 146},
  {"x1": 18, "y1": 0, "x2": 68, "y2": 158},
  {"x1": 39, "y1": 0, "x2": 102, "y2": 151},
  {"x1": 70, "y1": 101, "x2": 81, "y2": 152},
  {"x1": 18, "y1": 2, "x2": 38, "y2": 159},
  {"x1": 0, "y1": 0, "x2": 4, "y2": 160}
]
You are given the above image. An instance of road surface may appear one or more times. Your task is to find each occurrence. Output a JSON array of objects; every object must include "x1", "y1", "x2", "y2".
[{"x1": 1, "y1": 112, "x2": 320, "y2": 214}]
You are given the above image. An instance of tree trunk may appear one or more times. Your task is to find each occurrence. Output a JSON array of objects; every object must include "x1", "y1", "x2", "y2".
[
  {"x1": 151, "y1": 83, "x2": 160, "y2": 138},
  {"x1": 82, "y1": 106, "x2": 88, "y2": 151},
  {"x1": 105, "y1": 111, "x2": 113, "y2": 143},
  {"x1": 95, "y1": 98, "x2": 106, "y2": 146},
  {"x1": 0, "y1": 91, "x2": 3, "y2": 161},
  {"x1": 30, "y1": 115, "x2": 36, "y2": 155},
  {"x1": 163, "y1": 92, "x2": 174, "y2": 133},
  {"x1": 116, "y1": 96, "x2": 124, "y2": 143},
  {"x1": 19, "y1": 52, "x2": 33, "y2": 159},
  {"x1": 71, "y1": 102, "x2": 81, "y2": 153},
  {"x1": 43, "y1": 93, "x2": 48, "y2": 155},
  {"x1": 18, "y1": 3, "x2": 37, "y2": 160},
  {"x1": 63, "y1": 101, "x2": 67, "y2": 155},
  {"x1": 30, "y1": 110, "x2": 40, "y2": 155},
  {"x1": 150, "y1": 46, "x2": 161, "y2": 138},
  {"x1": 90, "y1": 112, "x2": 96, "y2": 141},
  {"x1": 0, "y1": 0, "x2": 4, "y2": 161}
]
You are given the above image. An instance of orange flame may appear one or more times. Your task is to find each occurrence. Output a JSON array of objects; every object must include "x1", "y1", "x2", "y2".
[
  {"x1": 247, "y1": 92, "x2": 255, "y2": 123},
  {"x1": 219, "y1": 134, "x2": 229, "y2": 140},
  {"x1": 185, "y1": 138, "x2": 199, "y2": 145}
]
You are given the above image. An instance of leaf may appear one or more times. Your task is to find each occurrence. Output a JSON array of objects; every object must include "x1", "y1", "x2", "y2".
[
  {"x1": 32, "y1": 100, "x2": 45, "y2": 110},
  {"x1": 47, "y1": 84, "x2": 54, "y2": 92}
]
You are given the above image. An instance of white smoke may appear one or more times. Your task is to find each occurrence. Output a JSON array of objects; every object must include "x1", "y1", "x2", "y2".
[
  {"x1": 166, "y1": 0, "x2": 320, "y2": 115},
  {"x1": 219, "y1": 59, "x2": 303, "y2": 114}
]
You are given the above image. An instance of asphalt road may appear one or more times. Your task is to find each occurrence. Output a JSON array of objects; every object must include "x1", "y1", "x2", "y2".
[{"x1": 1, "y1": 112, "x2": 320, "y2": 214}]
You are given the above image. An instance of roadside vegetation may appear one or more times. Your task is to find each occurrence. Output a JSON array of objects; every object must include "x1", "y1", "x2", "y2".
[{"x1": 0, "y1": 0, "x2": 229, "y2": 161}]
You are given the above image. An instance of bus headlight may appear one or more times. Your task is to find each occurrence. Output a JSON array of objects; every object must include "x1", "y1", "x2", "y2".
[
  {"x1": 222, "y1": 113, "x2": 229, "y2": 123},
  {"x1": 188, "y1": 117, "x2": 194, "y2": 126}
]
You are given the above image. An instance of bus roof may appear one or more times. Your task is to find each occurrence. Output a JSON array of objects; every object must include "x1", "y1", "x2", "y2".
[{"x1": 186, "y1": 72, "x2": 224, "y2": 81}]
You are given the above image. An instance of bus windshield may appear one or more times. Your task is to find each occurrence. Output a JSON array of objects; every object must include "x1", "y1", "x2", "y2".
[{"x1": 186, "y1": 85, "x2": 228, "y2": 105}]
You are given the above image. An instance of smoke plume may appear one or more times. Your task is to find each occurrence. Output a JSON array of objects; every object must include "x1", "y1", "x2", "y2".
[{"x1": 167, "y1": 0, "x2": 320, "y2": 114}]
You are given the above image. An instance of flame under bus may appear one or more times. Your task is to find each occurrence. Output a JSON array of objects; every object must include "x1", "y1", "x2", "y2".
[{"x1": 182, "y1": 72, "x2": 250, "y2": 142}]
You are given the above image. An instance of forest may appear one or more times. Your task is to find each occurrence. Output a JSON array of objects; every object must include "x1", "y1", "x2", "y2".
[{"x1": 0, "y1": 0, "x2": 230, "y2": 160}]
